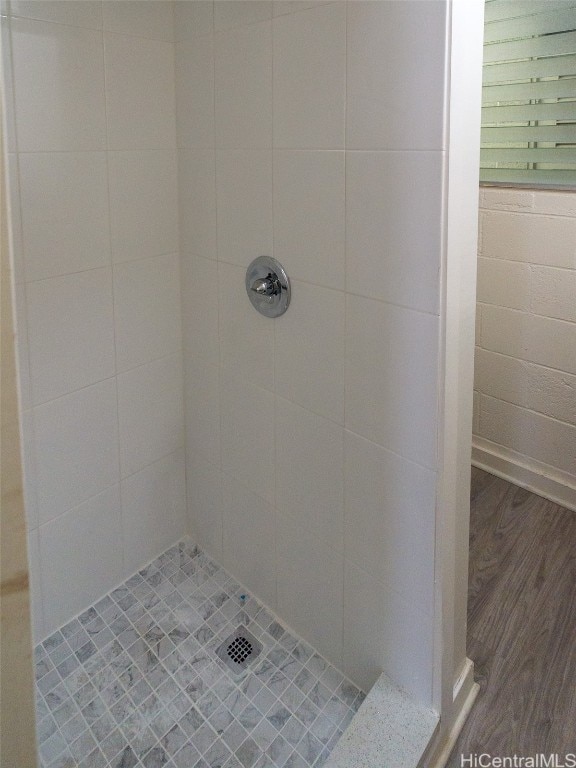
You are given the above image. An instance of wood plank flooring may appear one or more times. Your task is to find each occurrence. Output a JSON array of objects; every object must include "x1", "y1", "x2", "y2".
[{"x1": 447, "y1": 468, "x2": 576, "y2": 764}]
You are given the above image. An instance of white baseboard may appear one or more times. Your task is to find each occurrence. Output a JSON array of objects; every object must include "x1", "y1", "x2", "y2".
[
  {"x1": 425, "y1": 659, "x2": 479, "y2": 768},
  {"x1": 472, "y1": 437, "x2": 576, "y2": 513}
]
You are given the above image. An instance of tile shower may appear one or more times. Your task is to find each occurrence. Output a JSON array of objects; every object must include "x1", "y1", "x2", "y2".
[
  {"x1": 2, "y1": 0, "x2": 452, "y2": 765},
  {"x1": 34, "y1": 541, "x2": 362, "y2": 768}
]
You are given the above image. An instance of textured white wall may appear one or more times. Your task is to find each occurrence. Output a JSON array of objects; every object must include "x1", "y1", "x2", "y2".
[
  {"x1": 3, "y1": 1, "x2": 186, "y2": 640},
  {"x1": 474, "y1": 188, "x2": 576, "y2": 506},
  {"x1": 177, "y1": 0, "x2": 449, "y2": 704}
]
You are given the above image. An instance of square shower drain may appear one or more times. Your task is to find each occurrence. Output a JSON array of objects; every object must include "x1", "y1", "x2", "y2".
[{"x1": 216, "y1": 625, "x2": 263, "y2": 674}]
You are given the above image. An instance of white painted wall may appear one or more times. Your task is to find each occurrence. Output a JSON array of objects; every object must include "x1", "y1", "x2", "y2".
[
  {"x1": 2, "y1": 1, "x2": 187, "y2": 640},
  {"x1": 474, "y1": 188, "x2": 576, "y2": 509},
  {"x1": 177, "y1": 0, "x2": 450, "y2": 705}
]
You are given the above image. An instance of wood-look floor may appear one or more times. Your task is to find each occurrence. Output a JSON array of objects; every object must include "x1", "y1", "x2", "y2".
[{"x1": 447, "y1": 468, "x2": 576, "y2": 764}]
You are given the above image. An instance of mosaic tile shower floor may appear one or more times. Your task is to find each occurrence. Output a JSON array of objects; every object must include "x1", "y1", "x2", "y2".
[{"x1": 34, "y1": 541, "x2": 365, "y2": 768}]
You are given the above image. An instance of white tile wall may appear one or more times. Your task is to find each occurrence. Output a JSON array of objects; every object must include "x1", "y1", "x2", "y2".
[
  {"x1": 218, "y1": 261, "x2": 275, "y2": 389},
  {"x1": 275, "y1": 397, "x2": 344, "y2": 552},
  {"x1": 215, "y1": 20, "x2": 272, "y2": 149},
  {"x1": 10, "y1": 17, "x2": 106, "y2": 151},
  {"x1": 113, "y1": 253, "x2": 182, "y2": 372},
  {"x1": 178, "y1": 0, "x2": 446, "y2": 704},
  {"x1": 39, "y1": 486, "x2": 124, "y2": 633},
  {"x1": 176, "y1": 33, "x2": 215, "y2": 149},
  {"x1": 33, "y1": 380, "x2": 120, "y2": 525},
  {"x1": 214, "y1": 0, "x2": 272, "y2": 32},
  {"x1": 222, "y1": 474, "x2": 277, "y2": 609},
  {"x1": 117, "y1": 353, "x2": 184, "y2": 477},
  {"x1": 104, "y1": 32, "x2": 175, "y2": 150},
  {"x1": 345, "y1": 295, "x2": 439, "y2": 470},
  {"x1": 273, "y1": 2, "x2": 345, "y2": 149},
  {"x1": 27, "y1": 269, "x2": 115, "y2": 404},
  {"x1": 475, "y1": 189, "x2": 576, "y2": 484},
  {"x1": 108, "y1": 149, "x2": 178, "y2": 264},
  {"x1": 343, "y1": 560, "x2": 433, "y2": 698},
  {"x1": 174, "y1": 0, "x2": 213, "y2": 42},
  {"x1": 273, "y1": 150, "x2": 345, "y2": 290},
  {"x1": 102, "y1": 0, "x2": 174, "y2": 41},
  {"x1": 346, "y1": 0, "x2": 446, "y2": 151},
  {"x1": 345, "y1": 151, "x2": 443, "y2": 314},
  {"x1": 274, "y1": 280, "x2": 345, "y2": 424},
  {"x1": 186, "y1": 451, "x2": 223, "y2": 562},
  {"x1": 19, "y1": 152, "x2": 110, "y2": 281},
  {"x1": 220, "y1": 373, "x2": 276, "y2": 505},
  {"x1": 216, "y1": 149, "x2": 273, "y2": 267},
  {"x1": 180, "y1": 255, "x2": 220, "y2": 365},
  {"x1": 344, "y1": 431, "x2": 436, "y2": 607},
  {"x1": 184, "y1": 359, "x2": 221, "y2": 467},
  {"x1": 4, "y1": 2, "x2": 185, "y2": 639},
  {"x1": 178, "y1": 148, "x2": 217, "y2": 259},
  {"x1": 276, "y1": 512, "x2": 344, "y2": 668},
  {"x1": 10, "y1": 0, "x2": 103, "y2": 28},
  {"x1": 120, "y1": 450, "x2": 187, "y2": 574}
]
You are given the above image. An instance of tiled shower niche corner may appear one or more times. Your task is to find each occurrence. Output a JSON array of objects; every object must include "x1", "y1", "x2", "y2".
[{"x1": 34, "y1": 540, "x2": 364, "y2": 768}]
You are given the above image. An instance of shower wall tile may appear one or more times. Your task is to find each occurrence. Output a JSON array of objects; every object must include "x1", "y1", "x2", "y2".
[
  {"x1": 10, "y1": 0, "x2": 103, "y2": 29},
  {"x1": 113, "y1": 253, "x2": 182, "y2": 373},
  {"x1": 177, "y1": 0, "x2": 447, "y2": 702},
  {"x1": 274, "y1": 280, "x2": 345, "y2": 424},
  {"x1": 273, "y1": 150, "x2": 345, "y2": 290},
  {"x1": 27, "y1": 529, "x2": 44, "y2": 642},
  {"x1": 108, "y1": 149, "x2": 178, "y2": 264},
  {"x1": 120, "y1": 450, "x2": 187, "y2": 574},
  {"x1": 13, "y1": 284, "x2": 31, "y2": 411},
  {"x1": 343, "y1": 560, "x2": 433, "y2": 702},
  {"x1": 218, "y1": 261, "x2": 275, "y2": 390},
  {"x1": 186, "y1": 452, "x2": 224, "y2": 562},
  {"x1": 27, "y1": 269, "x2": 115, "y2": 405},
  {"x1": 180, "y1": 255, "x2": 220, "y2": 366},
  {"x1": 345, "y1": 295, "x2": 439, "y2": 470},
  {"x1": 345, "y1": 151, "x2": 443, "y2": 315},
  {"x1": 6, "y1": 154, "x2": 23, "y2": 284},
  {"x1": 273, "y1": 2, "x2": 346, "y2": 149},
  {"x1": 344, "y1": 431, "x2": 436, "y2": 607},
  {"x1": 214, "y1": 0, "x2": 272, "y2": 32},
  {"x1": 220, "y1": 373, "x2": 275, "y2": 505},
  {"x1": 19, "y1": 152, "x2": 110, "y2": 282},
  {"x1": 178, "y1": 148, "x2": 217, "y2": 260},
  {"x1": 222, "y1": 473, "x2": 277, "y2": 609},
  {"x1": 216, "y1": 149, "x2": 273, "y2": 267},
  {"x1": 1, "y1": 20, "x2": 17, "y2": 154},
  {"x1": 215, "y1": 20, "x2": 272, "y2": 148},
  {"x1": 176, "y1": 34, "x2": 215, "y2": 149},
  {"x1": 10, "y1": 18, "x2": 106, "y2": 151},
  {"x1": 272, "y1": 1, "x2": 337, "y2": 17},
  {"x1": 103, "y1": 0, "x2": 174, "y2": 41},
  {"x1": 184, "y1": 358, "x2": 221, "y2": 467},
  {"x1": 275, "y1": 397, "x2": 344, "y2": 553},
  {"x1": 117, "y1": 353, "x2": 184, "y2": 477},
  {"x1": 33, "y1": 380, "x2": 120, "y2": 525},
  {"x1": 276, "y1": 513, "x2": 343, "y2": 669},
  {"x1": 346, "y1": 0, "x2": 447, "y2": 151},
  {"x1": 174, "y1": 0, "x2": 213, "y2": 42},
  {"x1": 19, "y1": 409, "x2": 39, "y2": 530},
  {"x1": 4, "y1": 2, "x2": 185, "y2": 638},
  {"x1": 38, "y1": 486, "x2": 124, "y2": 635},
  {"x1": 104, "y1": 32, "x2": 175, "y2": 150}
]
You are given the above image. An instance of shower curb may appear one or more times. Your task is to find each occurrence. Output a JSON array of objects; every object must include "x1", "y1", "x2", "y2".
[{"x1": 324, "y1": 673, "x2": 438, "y2": 768}]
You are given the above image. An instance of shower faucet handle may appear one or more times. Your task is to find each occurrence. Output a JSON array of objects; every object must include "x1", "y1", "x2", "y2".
[
  {"x1": 245, "y1": 256, "x2": 291, "y2": 318},
  {"x1": 250, "y1": 275, "x2": 277, "y2": 303}
]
